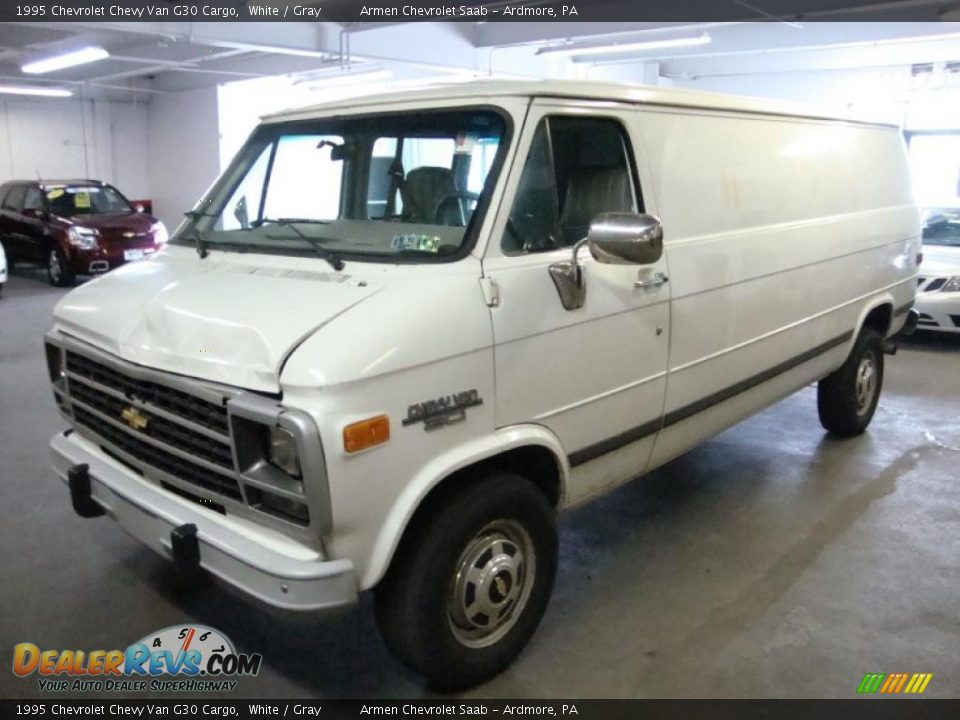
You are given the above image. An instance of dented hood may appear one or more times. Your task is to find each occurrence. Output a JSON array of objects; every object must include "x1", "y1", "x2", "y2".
[{"x1": 52, "y1": 246, "x2": 380, "y2": 393}]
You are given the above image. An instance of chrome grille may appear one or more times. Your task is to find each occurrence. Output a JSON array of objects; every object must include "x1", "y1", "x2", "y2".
[
  {"x1": 69, "y1": 381, "x2": 234, "y2": 469},
  {"x1": 66, "y1": 351, "x2": 229, "y2": 434},
  {"x1": 64, "y1": 350, "x2": 241, "y2": 502},
  {"x1": 73, "y1": 408, "x2": 241, "y2": 500}
]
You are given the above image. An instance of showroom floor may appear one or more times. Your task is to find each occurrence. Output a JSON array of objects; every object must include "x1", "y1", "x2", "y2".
[{"x1": 1, "y1": 267, "x2": 958, "y2": 700}]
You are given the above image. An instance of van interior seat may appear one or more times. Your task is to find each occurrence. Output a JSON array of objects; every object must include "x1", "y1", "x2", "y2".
[
  {"x1": 401, "y1": 166, "x2": 458, "y2": 224},
  {"x1": 559, "y1": 165, "x2": 634, "y2": 246}
]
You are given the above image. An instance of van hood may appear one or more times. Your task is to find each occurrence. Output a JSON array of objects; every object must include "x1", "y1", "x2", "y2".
[{"x1": 52, "y1": 246, "x2": 380, "y2": 393}]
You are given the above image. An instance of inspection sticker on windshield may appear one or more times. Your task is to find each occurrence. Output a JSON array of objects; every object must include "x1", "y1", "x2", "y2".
[{"x1": 392, "y1": 234, "x2": 441, "y2": 252}]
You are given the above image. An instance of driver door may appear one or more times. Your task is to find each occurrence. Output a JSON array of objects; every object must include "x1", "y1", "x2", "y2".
[{"x1": 483, "y1": 100, "x2": 671, "y2": 506}]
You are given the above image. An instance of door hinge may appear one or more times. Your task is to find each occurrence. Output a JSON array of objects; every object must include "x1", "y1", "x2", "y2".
[{"x1": 479, "y1": 276, "x2": 500, "y2": 307}]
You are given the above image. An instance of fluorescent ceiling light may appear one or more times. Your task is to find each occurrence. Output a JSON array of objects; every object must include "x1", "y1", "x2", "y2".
[
  {"x1": 296, "y1": 68, "x2": 393, "y2": 88},
  {"x1": 539, "y1": 33, "x2": 711, "y2": 58},
  {"x1": 0, "y1": 84, "x2": 73, "y2": 98},
  {"x1": 22, "y1": 46, "x2": 109, "y2": 75}
]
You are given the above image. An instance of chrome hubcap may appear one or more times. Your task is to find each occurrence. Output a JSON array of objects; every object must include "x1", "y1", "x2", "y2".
[
  {"x1": 855, "y1": 354, "x2": 877, "y2": 415},
  {"x1": 448, "y1": 520, "x2": 535, "y2": 649},
  {"x1": 49, "y1": 250, "x2": 61, "y2": 281}
]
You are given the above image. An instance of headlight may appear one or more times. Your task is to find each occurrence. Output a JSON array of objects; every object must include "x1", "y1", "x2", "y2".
[
  {"x1": 44, "y1": 342, "x2": 64, "y2": 385},
  {"x1": 67, "y1": 226, "x2": 98, "y2": 250},
  {"x1": 152, "y1": 221, "x2": 168, "y2": 245},
  {"x1": 269, "y1": 426, "x2": 301, "y2": 477},
  {"x1": 942, "y1": 276, "x2": 960, "y2": 293}
]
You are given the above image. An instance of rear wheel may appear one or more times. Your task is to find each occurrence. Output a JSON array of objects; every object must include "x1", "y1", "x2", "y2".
[
  {"x1": 817, "y1": 327, "x2": 884, "y2": 437},
  {"x1": 374, "y1": 472, "x2": 557, "y2": 689},
  {"x1": 47, "y1": 247, "x2": 75, "y2": 287}
]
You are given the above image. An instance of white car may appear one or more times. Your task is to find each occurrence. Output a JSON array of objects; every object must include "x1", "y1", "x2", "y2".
[
  {"x1": 45, "y1": 81, "x2": 919, "y2": 688},
  {"x1": 916, "y1": 209, "x2": 960, "y2": 333},
  {"x1": 0, "y1": 240, "x2": 7, "y2": 298}
]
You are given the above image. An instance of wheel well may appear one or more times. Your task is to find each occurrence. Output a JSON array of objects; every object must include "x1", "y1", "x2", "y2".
[
  {"x1": 862, "y1": 303, "x2": 893, "y2": 337},
  {"x1": 390, "y1": 445, "x2": 563, "y2": 571},
  {"x1": 481, "y1": 445, "x2": 563, "y2": 507},
  {"x1": 419, "y1": 445, "x2": 562, "y2": 514}
]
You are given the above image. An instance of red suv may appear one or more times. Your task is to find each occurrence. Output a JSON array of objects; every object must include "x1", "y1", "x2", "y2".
[{"x1": 0, "y1": 179, "x2": 167, "y2": 286}]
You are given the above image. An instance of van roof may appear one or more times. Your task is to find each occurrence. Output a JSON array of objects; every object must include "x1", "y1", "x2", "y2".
[{"x1": 264, "y1": 79, "x2": 897, "y2": 128}]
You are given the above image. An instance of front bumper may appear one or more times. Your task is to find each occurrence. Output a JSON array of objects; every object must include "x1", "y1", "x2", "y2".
[
  {"x1": 66, "y1": 244, "x2": 158, "y2": 275},
  {"x1": 914, "y1": 292, "x2": 960, "y2": 334},
  {"x1": 51, "y1": 430, "x2": 357, "y2": 611}
]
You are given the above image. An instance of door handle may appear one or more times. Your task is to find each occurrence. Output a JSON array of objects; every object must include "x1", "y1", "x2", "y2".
[{"x1": 634, "y1": 272, "x2": 669, "y2": 289}]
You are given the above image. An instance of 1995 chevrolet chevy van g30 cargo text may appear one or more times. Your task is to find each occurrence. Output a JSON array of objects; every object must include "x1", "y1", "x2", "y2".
[{"x1": 45, "y1": 81, "x2": 920, "y2": 687}]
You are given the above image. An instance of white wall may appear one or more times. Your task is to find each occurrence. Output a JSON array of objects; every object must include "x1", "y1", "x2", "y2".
[
  {"x1": 146, "y1": 85, "x2": 221, "y2": 232},
  {"x1": 0, "y1": 97, "x2": 149, "y2": 198}
]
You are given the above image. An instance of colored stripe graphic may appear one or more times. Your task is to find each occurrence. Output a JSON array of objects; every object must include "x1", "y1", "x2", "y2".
[
  {"x1": 858, "y1": 672, "x2": 932, "y2": 694},
  {"x1": 880, "y1": 674, "x2": 898, "y2": 693},
  {"x1": 857, "y1": 673, "x2": 886, "y2": 693},
  {"x1": 909, "y1": 674, "x2": 933, "y2": 694},
  {"x1": 893, "y1": 673, "x2": 909, "y2": 693}
]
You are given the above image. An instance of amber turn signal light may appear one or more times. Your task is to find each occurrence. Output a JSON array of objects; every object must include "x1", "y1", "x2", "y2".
[{"x1": 343, "y1": 415, "x2": 390, "y2": 454}]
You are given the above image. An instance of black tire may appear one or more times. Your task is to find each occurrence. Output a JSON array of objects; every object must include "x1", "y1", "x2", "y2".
[
  {"x1": 47, "y1": 246, "x2": 75, "y2": 287},
  {"x1": 817, "y1": 327, "x2": 884, "y2": 437},
  {"x1": 374, "y1": 472, "x2": 558, "y2": 689}
]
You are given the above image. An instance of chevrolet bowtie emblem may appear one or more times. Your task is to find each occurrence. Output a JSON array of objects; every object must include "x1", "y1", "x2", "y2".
[
  {"x1": 121, "y1": 406, "x2": 150, "y2": 431},
  {"x1": 122, "y1": 231, "x2": 136, "y2": 238}
]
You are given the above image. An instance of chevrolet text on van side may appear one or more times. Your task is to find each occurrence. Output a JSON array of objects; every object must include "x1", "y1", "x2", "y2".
[{"x1": 46, "y1": 81, "x2": 920, "y2": 688}]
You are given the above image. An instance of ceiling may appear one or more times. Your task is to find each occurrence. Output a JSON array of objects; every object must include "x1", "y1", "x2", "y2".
[{"x1": 1, "y1": 3, "x2": 960, "y2": 102}]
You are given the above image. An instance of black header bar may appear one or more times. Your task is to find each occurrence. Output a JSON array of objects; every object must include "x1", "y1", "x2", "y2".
[
  {"x1": 4, "y1": 699, "x2": 960, "y2": 720},
  {"x1": 3, "y1": 0, "x2": 959, "y2": 23}
]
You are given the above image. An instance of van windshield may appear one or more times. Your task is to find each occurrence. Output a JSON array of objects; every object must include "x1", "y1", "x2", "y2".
[{"x1": 175, "y1": 108, "x2": 509, "y2": 263}]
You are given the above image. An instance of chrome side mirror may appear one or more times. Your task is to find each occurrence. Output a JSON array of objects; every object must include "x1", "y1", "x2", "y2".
[
  {"x1": 548, "y1": 212, "x2": 664, "y2": 311},
  {"x1": 588, "y1": 212, "x2": 663, "y2": 265}
]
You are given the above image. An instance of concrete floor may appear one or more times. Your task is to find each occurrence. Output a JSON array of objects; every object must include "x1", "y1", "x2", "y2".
[{"x1": 2, "y1": 266, "x2": 958, "y2": 700}]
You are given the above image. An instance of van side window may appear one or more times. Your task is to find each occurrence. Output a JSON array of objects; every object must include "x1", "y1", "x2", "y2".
[{"x1": 503, "y1": 116, "x2": 641, "y2": 254}]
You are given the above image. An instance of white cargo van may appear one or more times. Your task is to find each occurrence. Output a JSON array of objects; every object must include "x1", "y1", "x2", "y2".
[{"x1": 46, "y1": 81, "x2": 920, "y2": 687}]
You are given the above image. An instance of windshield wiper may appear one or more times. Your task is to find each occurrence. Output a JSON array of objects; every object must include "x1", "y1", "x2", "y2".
[
  {"x1": 255, "y1": 217, "x2": 344, "y2": 271},
  {"x1": 183, "y1": 209, "x2": 218, "y2": 259},
  {"x1": 255, "y1": 216, "x2": 331, "y2": 226}
]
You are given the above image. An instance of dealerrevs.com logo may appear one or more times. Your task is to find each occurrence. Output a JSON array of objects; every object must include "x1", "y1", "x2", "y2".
[{"x1": 13, "y1": 625, "x2": 262, "y2": 693}]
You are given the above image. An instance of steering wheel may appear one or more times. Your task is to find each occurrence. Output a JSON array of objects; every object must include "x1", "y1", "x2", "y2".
[
  {"x1": 506, "y1": 216, "x2": 561, "y2": 252},
  {"x1": 434, "y1": 191, "x2": 480, "y2": 226}
]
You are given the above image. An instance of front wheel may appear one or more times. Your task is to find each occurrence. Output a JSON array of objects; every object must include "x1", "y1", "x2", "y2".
[
  {"x1": 374, "y1": 472, "x2": 558, "y2": 689},
  {"x1": 817, "y1": 327, "x2": 884, "y2": 437},
  {"x1": 47, "y1": 246, "x2": 75, "y2": 287}
]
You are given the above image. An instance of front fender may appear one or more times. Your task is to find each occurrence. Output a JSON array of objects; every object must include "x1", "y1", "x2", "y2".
[{"x1": 360, "y1": 423, "x2": 569, "y2": 589}]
